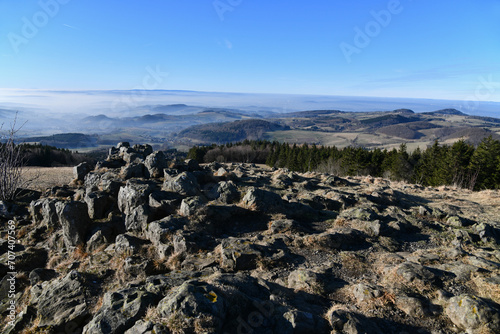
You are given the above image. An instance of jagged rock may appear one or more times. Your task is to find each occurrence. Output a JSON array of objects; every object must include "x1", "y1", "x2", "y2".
[
  {"x1": 118, "y1": 180, "x2": 156, "y2": 215},
  {"x1": 14, "y1": 247, "x2": 48, "y2": 272},
  {"x1": 115, "y1": 234, "x2": 143, "y2": 256},
  {"x1": 394, "y1": 262, "x2": 437, "y2": 287},
  {"x1": 395, "y1": 295, "x2": 428, "y2": 317},
  {"x1": 86, "y1": 230, "x2": 108, "y2": 253},
  {"x1": 85, "y1": 172, "x2": 103, "y2": 193},
  {"x1": 473, "y1": 222, "x2": 500, "y2": 244},
  {"x1": 30, "y1": 270, "x2": 88, "y2": 331},
  {"x1": 241, "y1": 187, "x2": 283, "y2": 212},
  {"x1": 28, "y1": 268, "x2": 58, "y2": 285},
  {"x1": 146, "y1": 216, "x2": 186, "y2": 259},
  {"x1": 283, "y1": 309, "x2": 329, "y2": 334},
  {"x1": 56, "y1": 201, "x2": 91, "y2": 249},
  {"x1": 99, "y1": 172, "x2": 122, "y2": 195},
  {"x1": 74, "y1": 162, "x2": 92, "y2": 181},
  {"x1": 85, "y1": 191, "x2": 113, "y2": 219},
  {"x1": 156, "y1": 280, "x2": 226, "y2": 333},
  {"x1": 83, "y1": 286, "x2": 159, "y2": 334},
  {"x1": 185, "y1": 159, "x2": 200, "y2": 171},
  {"x1": 163, "y1": 172, "x2": 200, "y2": 197},
  {"x1": 339, "y1": 207, "x2": 376, "y2": 221},
  {"x1": 351, "y1": 283, "x2": 383, "y2": 303},
  {"x1": 125, "y1": 320, "x2": 169, "y2": 334},
  {"x1": 148, "y1": 190, "x2": 180, "y2": 216},
  {"x1": 218, "y1": 238, "x2": 263, "y2": 271},
  {"x1": 144, "y1": 151, "x2": 167, "y2": 178},
  {"x1": 445, "y1": 294, "x2": 500, "y2": 333},
  {"x1": 327, "y1": 306, "x2": 383, "y2": 334},
  {"x1": 269, "y1": 219, "x2": 301, "y2": 234},
  {"x1": 205, "y1": 180, "x2": 239, "y2": 203},
  {"x1": 288, "y1": 269, "x2": 324, "y2": 294},
  {"x1": 123, "y1": 256, "x2": 155, "y2": 277},
  {"x1": 303, "y1": 228, "x2": 366, "y2": 250},
  {"x1": 125, "y1": 204, "x2": 151, "y2": 232},
  {"x1": 179, "y1": 196, "x2": 207, "y2": 216},
  {"x1": 121, "y1": 163, "x2": 146, "y2": 179},
  {"x1": 29, "y1": 198, "x2": 59, "y2": 228}
]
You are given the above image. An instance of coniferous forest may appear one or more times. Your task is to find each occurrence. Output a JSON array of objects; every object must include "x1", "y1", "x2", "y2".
[{"x1": 188, "y1": 136, "x2": 500, "y2": 191}]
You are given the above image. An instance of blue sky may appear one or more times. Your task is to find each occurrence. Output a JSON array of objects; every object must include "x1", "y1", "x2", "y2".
[{"x1": 1, "y1": 0, "x2": 499, "y2": 102}]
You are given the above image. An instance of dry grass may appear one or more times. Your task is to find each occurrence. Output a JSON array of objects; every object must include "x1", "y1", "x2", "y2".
[{"x1": 21, "y1": 167, "x2": 74, "y2": 191}]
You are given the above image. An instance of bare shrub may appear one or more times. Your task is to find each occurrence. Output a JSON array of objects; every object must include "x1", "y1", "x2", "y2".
[{"x1": 0, "y1": 114, "x2": 31, "y2": 201}]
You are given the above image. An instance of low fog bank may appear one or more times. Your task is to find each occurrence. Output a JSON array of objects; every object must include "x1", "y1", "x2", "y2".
[{"x1": 1, "y1": 89, "x2": 498, "y2": 137}]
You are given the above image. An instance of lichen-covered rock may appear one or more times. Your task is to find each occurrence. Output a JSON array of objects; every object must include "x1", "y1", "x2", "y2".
[
  {"x1": 327, "y1": 306, "x2": 383, "y2": 334},
  {"x1": 30, "y1": 270, "x2": 88, "y2": 331},
  {"x1": 85, "y1": 191, "x2": 113, "y2": 219},
  {"x1": 445, "y1": 294, "x2": 500, "y2": 333},
  {"x1": 83, "y1": 286, "x2": 159, "y2": 334},
  {"x1": 156, "y1": 280, "x2": 226, "y2": 333},
  {"x1": 29, "y1": 198, "x2": 59, "y2": 228},
  {"x1": 162, "y1": 172, "x2": 200, "y2": 196},
  {"x1": 144, "y1": 151, "x2": 167, "y2": 178},
  {"x1": 56, "y1": 200, "x2": 91, "y2": 248},
  {"x1": 74, "y1": 162, "x2": 92, "y2": 181},
  {"x1": 303, "y1": 228, "x2": 366, "y2": 250},
  {"x1": 241, "y1": 187, "x2": 283, "y2": 212},
  {"x1": 120, "y1": 163, "x2": 146, "y2": 179},
  {"x1": 118, "y1": 180, "x2": 156, "y2": 215},
  {"x1": 288, "y1": 269, "x2": 324, "y2": 294},
  {"x1": 206, "y1": 180, "x2": 239, "y2": 203},
  {"x1": 218, "y1": 238, "x2": 263, "y2": 271},
  {"x1": 179, "y1": 196, "x2": 207, "y2": 217}
]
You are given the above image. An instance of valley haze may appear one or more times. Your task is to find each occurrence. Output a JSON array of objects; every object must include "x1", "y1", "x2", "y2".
[{"x1": 1, "y1": 89, "x2": 499, "y2": 140}]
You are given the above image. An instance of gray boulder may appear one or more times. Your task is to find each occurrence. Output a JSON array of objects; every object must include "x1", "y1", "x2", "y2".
[
  {"x1": 218, "y1": 238, "x2": 263, "y2": 271},
  {"x1": 327, "y1": 307, "x2": 383, "y2": 334},
  {"x1": 74, "y1": 162, "x2": 92, "y2": 181},
  {"x1": 445, "y1": 294, "x2": 500, "y2": 333},
  {"x1": 156, "y1": 280, "x2": 226, "y2": 333},
  {"x1": 30, "y1": 270, "x2": 88, "y2": 331},
  {"x1": 241, "y1": 187, "x2": 283, "y2": 212},
  {"x1": 146, "y1": 217, "x2": 186, "y2": 259},
  {"x1": 118, "y1": 180, "x2": 156, "y2": 215},
  {"x1": 124, "y1": 204, "x2": 151, "y2": 232},
  {"x1": 288, "y1": 269, "x2": 324, "y2": 294},
  {"x1": 56, "y1": 201, "x2": 91, "y2": 248},
  {"x1": 29, "y1": 198, "x2": 59, "y2": 228},
  {"x1": 144, "y1": 151, "x2": 167, "y2": 178},
  {"x1": 120, "y1": 163, "x2": 146, "y2": 179},
  {"x1": 83, "y1": 286, "x2": 159, "y2": 334},
  {"x1": 303, "y1": 228, "x2": 366, "y2": 250},
  {"x1": 85, "y1": 192, "x2": 113, "y2": 220},
  {"x1": 205, "y1": 181, "x2": 239, "y2": 203},
  {"x1": 162, "y1": 172, "x2": 200, "y2": 196},
  {"x1": 179, "y1": 196, "x2": 207, "y2": 217}
]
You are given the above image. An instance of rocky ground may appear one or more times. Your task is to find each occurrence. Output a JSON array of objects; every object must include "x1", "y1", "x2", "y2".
[{"x1": 1, "y1": 142, "x2": 500, "y2": 334}]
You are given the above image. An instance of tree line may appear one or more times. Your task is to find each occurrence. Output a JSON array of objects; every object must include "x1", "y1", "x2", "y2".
[{"x1": 187, "y1": 137, "x2": 500, "y2": 190}]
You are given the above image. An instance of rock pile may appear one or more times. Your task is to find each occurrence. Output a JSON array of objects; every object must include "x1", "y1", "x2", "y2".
[{"x1": 1, "y1": 142, "x2": 500, "y2": 333}]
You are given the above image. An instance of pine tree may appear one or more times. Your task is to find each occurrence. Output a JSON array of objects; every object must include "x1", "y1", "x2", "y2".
[{"x1": 469, "y1": 136, "x2": 500, "y2": 190}]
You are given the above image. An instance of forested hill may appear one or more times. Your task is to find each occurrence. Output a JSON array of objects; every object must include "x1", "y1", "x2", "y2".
[
  {"x1": 188, "y1": 136, "x2": 500, "y2": 191},
  {"x1": 177, "y1": 119, "x2": 289, "y2": 144}
]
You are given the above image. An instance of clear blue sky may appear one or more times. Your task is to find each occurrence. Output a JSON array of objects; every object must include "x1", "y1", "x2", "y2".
[{"x1": 1, "y1": 0, "x2": 499, "y2": 101}]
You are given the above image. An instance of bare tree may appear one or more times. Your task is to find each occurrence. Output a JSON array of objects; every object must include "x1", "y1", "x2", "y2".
[{"x1": 0, "y1": 114, "x2": 29, "y2": 201}]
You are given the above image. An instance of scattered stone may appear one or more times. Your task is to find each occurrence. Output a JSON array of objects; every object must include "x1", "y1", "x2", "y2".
[{"x1": 445, "y1": 294, "x2": 500, "y2": 333}]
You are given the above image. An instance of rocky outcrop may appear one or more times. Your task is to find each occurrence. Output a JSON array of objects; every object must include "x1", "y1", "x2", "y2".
[{"x1": 3, "y1": 142, "x2": 500, "y2": 334}]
